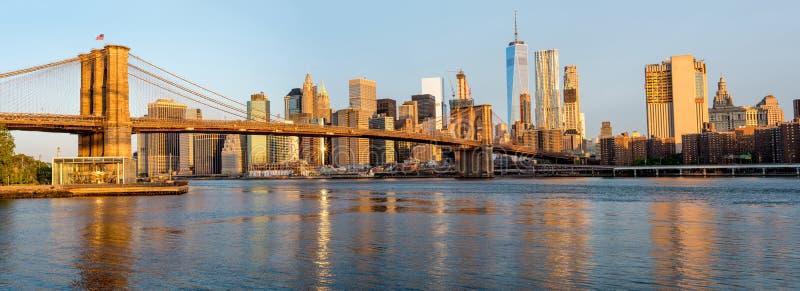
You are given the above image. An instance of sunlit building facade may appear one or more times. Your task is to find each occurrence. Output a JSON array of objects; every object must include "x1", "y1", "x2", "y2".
[
  {"x1": 645, "y1": 55, "x2": 708, "y2": 150},
  {"x1": 506, "y1": 14, "x2": 529, "y2": 127},
  {"x1": 534, "y1": 49, "x2": 561, "y2": 130}
]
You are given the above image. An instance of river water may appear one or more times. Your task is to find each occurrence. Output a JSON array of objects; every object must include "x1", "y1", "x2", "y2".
[{"x1": 0, "y1": 178, "x2": 798, "y2": 289}]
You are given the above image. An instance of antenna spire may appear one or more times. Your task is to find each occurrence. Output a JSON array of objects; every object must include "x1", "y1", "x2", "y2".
[{"x1": 514, "y1": 10, "x2": 519, "y2": 42}]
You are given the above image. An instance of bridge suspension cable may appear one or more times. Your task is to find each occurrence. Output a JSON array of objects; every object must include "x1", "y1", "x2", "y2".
[
  {"x1": 127, "y1": 54, "x2": 282, "y2": 122},
  {"x1": 0, "y1": 57, "x2": 79, "y2": 79}
]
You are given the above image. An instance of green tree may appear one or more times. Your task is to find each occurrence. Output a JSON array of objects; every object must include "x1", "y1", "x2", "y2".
[{"x1": 0, "y1": 126, "x2": 15, "y2": 185}]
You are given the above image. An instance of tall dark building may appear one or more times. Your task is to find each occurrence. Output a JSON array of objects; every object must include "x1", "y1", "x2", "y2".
[
  {"x1": 794, "y1": 99, "x2": 800, "y2": 120},
  {"x1": 411, "y1": 94, "x2": 436, "y2": 124},
  {"x1": 376, "y1": 98, "x2": 397, "y2": 120}
]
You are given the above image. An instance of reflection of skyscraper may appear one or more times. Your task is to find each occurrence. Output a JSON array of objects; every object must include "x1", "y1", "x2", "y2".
[
  {"x1": 421, "y1": 77, "x2": 445, "y2": 130},
  {"x1": 535, "y1": 49, "x2": 561, "y2": 129},
  {"x1": 645, "y1": 55, "x2": 708, "y2": 148},
  {"x1": 650, "y1": 202, "x2": 716, "y2": 288},
  {"x1": 506, "y1": 11, "x2": 530, "y2": 127}
]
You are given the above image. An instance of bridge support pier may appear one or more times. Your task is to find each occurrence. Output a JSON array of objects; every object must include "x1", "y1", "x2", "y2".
[
  {"x1": 455, "y1": 145, "x2": 493, "y2": 178},
  {"x1": 77, "y1": 45, "x2": 132, "y2": 158}
]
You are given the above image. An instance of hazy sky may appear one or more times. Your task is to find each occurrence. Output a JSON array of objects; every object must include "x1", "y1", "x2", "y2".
[{"x1": 1, "y1": 0, "x2": 798, "y2": 160}]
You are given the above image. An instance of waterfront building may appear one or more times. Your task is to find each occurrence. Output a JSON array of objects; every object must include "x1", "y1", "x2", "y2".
[
  {"x1": 421, "y1": 77, "x2": 445, "y2": 130},
  {"x1": 645, "y1": 55, "x2": 708, "y2": 149},
  {"x1": 756, "y1": 95, "x2": 785, "y2": 126},
  {"x1": 681, "y1": 131, "x2": 736, "y2": 165},
  {"x1": 563, "y1": 65, "x2": 583, "y2": 138},
  {"x1": 138, "y1": 98, "x2": 187, "y2": 177},
  {"x1": 246, "y1": 92, "x2": 270, "y2": 170},
  {"x1": 412, "y1": 94, "x2": 436, "y2": 124},
  {"x1": 534, "y1": 49, "x2": 562, "y2": 130},
  {"x1": 376, "y1": 98, "x2": 397, "y2": 121},
  {"x1": 348, "y1": 78, "x2": 376, "y2": 166},
  {"x1": 369, "y1": 114, "x2": 396, "y2": 166},
  {"x1": 506, "y1": 11, "x2": 530, "y2": 126}
]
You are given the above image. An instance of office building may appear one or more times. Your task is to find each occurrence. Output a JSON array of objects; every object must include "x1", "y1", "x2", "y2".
[
  {"x1": 193, "y1": 133, "x2": 224, "y2": 175},
  {"x1": 398, "y1": 101, "x2": 418, "y2": 128},
  {"x1": 178, "y1": 108, "x2": 201, "y2": 175},
  {"x1": 301, "y1": 74, "x2": 315, "y2": 115},
  {"x1": 332, "y1": 108, "x2": 369, "y2": 166},
  {"x1": 794, "y1": 99, "x2": 800, "y2": 121},
  {"x1": 377, "y1": 98, "x2": 397, "y2": 120},
  {"x1": 756, "y1": 95, "x2": 785, "y2": 126},
  {"x1": 412, "y1": 94, "x2": 436, "y2": 124},
  {"x1": 645, "y1": 55, "x2": 708, "y2": 149},
  {"x1": 284, "y1": 88, "x2": 302, "y2": 117},
  {"x1": 369, "y1": 114, "x2": 396, "y2": 166},
  {"x1": 138, "y1": 98, "x2": 187, "y2": 177},
  {"x1": 421, "y1": 77, "x2": 445, "y2": 130},
  {"x1": 221, "y1": 134, "x2": 243, "y2": 176},
  {"x1": 563, "y1": 65, "x2": 583, "y2": 138},
  {"x1": 506, "y1": 11, "x2": 530, "y2": 126},
  {"x1": 534, "y1": 49, "x2": 562, "y2": 129},
  {"x1": 599, "y1": 121, "x2": 613, "y2": 139},
  {"x1": 246, "y1": 92, "x2": 270, "y2": 169}
]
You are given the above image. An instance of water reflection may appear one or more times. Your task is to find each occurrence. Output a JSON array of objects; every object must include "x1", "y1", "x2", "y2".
[
  {"x1": 650, "y1": 201, "x2": 716, "y2": 289},
  {"x1": 70, "y1": 198, "x2": 135, "y2": 289},
  {"x1": 0, "y1": 178, "x2": 798, "y2": 289}
]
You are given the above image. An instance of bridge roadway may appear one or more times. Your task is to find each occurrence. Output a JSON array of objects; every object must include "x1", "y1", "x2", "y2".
[{"x1": 0, "y1": 113, "x2": 571, "y2": 158}]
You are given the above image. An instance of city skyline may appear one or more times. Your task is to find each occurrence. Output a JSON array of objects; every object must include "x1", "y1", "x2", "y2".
[{"x1": 1, "y1": 1, "x2": 799, "y2": 160}]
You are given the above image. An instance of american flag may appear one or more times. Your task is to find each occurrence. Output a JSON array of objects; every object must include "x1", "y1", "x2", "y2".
[{"x1": 96, "y1": 34, "x2": 104, "y2": 41}]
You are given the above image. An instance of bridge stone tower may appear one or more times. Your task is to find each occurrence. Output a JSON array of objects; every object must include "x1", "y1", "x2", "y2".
[
  {"x1": 77, "y1": 45, "x2": 132, "y2": 158},
  {"x1": 451, "y1": 104, "x2": 494, "y2": 178}
]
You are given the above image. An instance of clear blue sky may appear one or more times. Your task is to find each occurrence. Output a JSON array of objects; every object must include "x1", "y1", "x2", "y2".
[{"x1": 1, "y1": 0, "x2": 798, "y2": 161}]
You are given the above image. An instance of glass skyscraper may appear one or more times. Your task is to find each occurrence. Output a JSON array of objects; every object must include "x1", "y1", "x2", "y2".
[{"x1": 506, "y1": 12, "x2": 529, "y2": 127}]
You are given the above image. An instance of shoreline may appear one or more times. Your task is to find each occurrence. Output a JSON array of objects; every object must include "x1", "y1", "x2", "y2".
[{"x1": 0, "y1": 184, "x2": 189, "y2": 199}]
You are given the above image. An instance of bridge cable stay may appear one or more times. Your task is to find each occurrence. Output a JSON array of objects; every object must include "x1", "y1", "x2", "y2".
[{"x1": 129, "y1": 54, "x2": 283, "y2": 121}]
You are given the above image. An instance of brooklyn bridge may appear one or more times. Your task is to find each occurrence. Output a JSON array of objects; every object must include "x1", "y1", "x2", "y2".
[{"x1": 0, "y1": 45, "x2": 572, "y2": 179}]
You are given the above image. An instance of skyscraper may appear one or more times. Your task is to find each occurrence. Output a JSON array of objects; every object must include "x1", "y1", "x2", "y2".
[
  {"x1": 599, "y1": 121, "x2": 613, "y2": 139},
  {"x1": 369, "y1": 114, "x2": 395, "y2": 166},
  {"x1": 563, "y1": 65, "x2": 583, "y2": 138},
  {"x1": 349, "y1": 78, "x2": 377, "y2": 115},
  {"x1": 284, "y1": 88, "x2": 302, "y2": 117},
  {"x1": 138, "y1": 98, "x2": 187, "y2": 177},
  {"x1": 314, "y1": 81, "x2": 331, "y2": 122},
  {"x1": 535, "y1": 49, "x2": 561, "y2": 129},
  {"x1": 756, "y1": 95, "x2": 785, "y2": 126},
  {"x1": 178, "y1": 108, "x2": 201, "y2": 175},
  {"x1": 421, "y1": 77, "x2": 444, "y2": 130},
  {"x1": 411, "y1": 94, "x2": 436, "y2": 124},
  {"x1": 506, "y1": 11, "x2": 530, "y2": 127},
  {"x1": 794, "y1": 99, "x2": 800, "y2": 120},
  {"x1": 377, "y1": 98, "x2": 397, "y2": 120},
  {"x1": 645, "y1": 55, "x2": 708, "y2": 148},
  {"x1": 220, "y1": 134, "x2": 242, "y2": 176},
  {"x1": 301, "y1": 73, "x2": 315, "y2": 115},
  {"x1": 247, "y1": 92, "x2": 270, "y2": 170},
  {"x1": 348, "y1": 78, "x2": 376, "y2": 166}
]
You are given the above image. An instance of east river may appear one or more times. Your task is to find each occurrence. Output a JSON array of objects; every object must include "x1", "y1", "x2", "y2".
[{"x1": 0, "y1": 178, "x2": 798, "y2": 289}]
